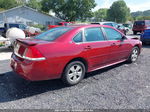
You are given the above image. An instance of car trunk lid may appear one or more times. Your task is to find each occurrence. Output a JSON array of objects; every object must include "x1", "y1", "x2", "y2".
[{"x1": 14, "y1": 39, "x2": 50, "y2": 61}]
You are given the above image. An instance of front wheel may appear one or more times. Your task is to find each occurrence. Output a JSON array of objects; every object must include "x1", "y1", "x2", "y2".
[
  {"x1": 127, "y1": 46, "x2": 140, "y2": 63},
  {"x1": 62, "y1": 61, "x2": 86, "y2": 86}
]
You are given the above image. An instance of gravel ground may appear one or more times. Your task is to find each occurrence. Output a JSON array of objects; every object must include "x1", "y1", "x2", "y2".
[{"x1": 0, "y1": 35, "x2": 150, "y2": 109}]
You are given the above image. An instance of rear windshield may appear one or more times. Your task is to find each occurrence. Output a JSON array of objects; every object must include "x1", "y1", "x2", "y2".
[
  {"x1": 35, "y1": 27, "x2": 72, "y2": 41},
  {"x1": 134, "y1": 21, "x2": 145, "y2": 25}
]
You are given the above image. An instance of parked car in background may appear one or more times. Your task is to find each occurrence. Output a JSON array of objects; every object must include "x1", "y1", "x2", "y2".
[
  {"x1": 123, "y1": 23, "x2": 132, "y2": 31},
  {"x1": 0, "y1": 23, "x2": 27, "y2": 37},
  {"x1": 132, "y1": 20, "x2": 150, "y2": 35},
  {"x1": 91, "y1": 22, "x2": 126, "y2": 35},
  {"x1": 117, "y1": 24, "x2": 127, "y2": 35},
  {"x1": 140, "y1": 28, "x2": 150, "y2": 44},
  {"x1": 11, "y1": 25, "x2": 142, "y2": 86},
  {"x1": 0, "y1": 23, "x2": 40, "y2": 37},
  {"x1": 48, "y1": 22, "x2": 74, "y2": 29},
  {"x1": 91, "y1": 22, "x2": 118, "y2": 28}
]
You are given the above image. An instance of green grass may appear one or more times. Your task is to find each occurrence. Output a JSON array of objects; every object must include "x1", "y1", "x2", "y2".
[{"x1": 0, "y1": 42, "x2": 4, "y2": 47}]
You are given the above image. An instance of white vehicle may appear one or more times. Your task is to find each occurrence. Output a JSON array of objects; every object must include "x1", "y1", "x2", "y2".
[{"x1": 91, "y1": 21, "x2": 119, "y2": 29}]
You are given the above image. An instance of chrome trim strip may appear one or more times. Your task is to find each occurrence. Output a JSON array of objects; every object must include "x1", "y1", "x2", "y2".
[{"x1": 14, "y1": 52, "x2": 46, "y2": 61}]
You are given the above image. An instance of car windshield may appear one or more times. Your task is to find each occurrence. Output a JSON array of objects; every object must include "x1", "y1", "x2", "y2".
[
  {"x1": 134, "y1": 21, "x2": 145, "y2": 25},
  {"x1": 35, "y1": 27, "x2": 73, "y2": 41}
]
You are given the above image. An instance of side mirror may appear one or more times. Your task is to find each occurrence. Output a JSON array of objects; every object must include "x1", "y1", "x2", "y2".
[{"x1": 121, "y1": 36, "x2": 126, "y2": 41}]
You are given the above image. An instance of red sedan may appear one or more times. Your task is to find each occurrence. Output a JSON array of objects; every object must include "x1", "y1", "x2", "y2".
[{"x1": 11, "y1": 25, "x2": 142, "y2": 86}]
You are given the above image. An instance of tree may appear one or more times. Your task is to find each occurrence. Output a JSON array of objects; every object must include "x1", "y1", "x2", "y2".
[
  {"x1": 26, "y1": 0, "x2": 41, "y2": 10},
  {"x1": 107, "y1": 0, "x2": 130, "y2": 23},
  {"x1": 0, "y1": 0, "x2": 18, "y2": 9},
  {"x1": 41, "y1": 0, "x2": 96, "y2": 21},
  {"x1": 94, "y1": 8, "x2": 108, "y2": 21}
]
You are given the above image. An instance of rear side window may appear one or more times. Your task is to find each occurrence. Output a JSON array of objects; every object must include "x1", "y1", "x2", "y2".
[
  {"x1": 35, "y1": 27, "x2": 72, "y2": 41},
  {"x1": 73, "y1": 32, "x2": 83, "y2": 43},
  {"x1": 103, "y1": 27, "x2": 122, "y2": 40},
  {"x1": 84, "y1": 28, "x2": 105, "y2": 42}
]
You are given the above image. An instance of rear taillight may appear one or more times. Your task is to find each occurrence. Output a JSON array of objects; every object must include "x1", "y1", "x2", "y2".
[
  {"x1": 23, "y1": 47, "x2": 46, "y2": 61},
  {"x1": 14, "y1": 45, "x2": 46, "y2": 61}
]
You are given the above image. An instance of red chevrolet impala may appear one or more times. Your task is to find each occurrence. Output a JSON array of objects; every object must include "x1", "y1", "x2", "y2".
[{"x1": 11, "y1": 25, "x2": 142, "y2": 85}]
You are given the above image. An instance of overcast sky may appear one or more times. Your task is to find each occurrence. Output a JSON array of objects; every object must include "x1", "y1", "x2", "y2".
[{"x1": 94, "y1": 0, "x2": 150, "y2": 12}]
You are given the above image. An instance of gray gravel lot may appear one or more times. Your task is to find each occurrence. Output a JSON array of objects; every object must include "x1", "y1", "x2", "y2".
[{"x1": 0, "y1": 34, "x2": 150, "y2": 109}]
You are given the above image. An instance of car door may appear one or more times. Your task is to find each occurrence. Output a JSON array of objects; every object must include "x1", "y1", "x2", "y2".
[
  {"x1": 82, "y1": 27, "x2": 110, "y2": 70},
  {"x1": 102, "y1": 27, "x2": 132, "y2": 63}
]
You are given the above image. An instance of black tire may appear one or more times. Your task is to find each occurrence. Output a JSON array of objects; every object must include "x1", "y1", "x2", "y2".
[
  {"x1": 62, "y1": 61, "x2": 86, "y2": 86},
  {"x1": 127, "y1": 46, "x2": 140, "y2": 63},
  {"x1": 133, "y1": 31, "x2": 137, "y2": 35}
]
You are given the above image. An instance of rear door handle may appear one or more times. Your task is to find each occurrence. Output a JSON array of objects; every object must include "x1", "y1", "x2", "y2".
[
  {"x1": 85, "y1": 46, "x2": 92, "y2": 50},
  {"x1": 111, "y1": 43, "x2": 116, "y2": 46}
]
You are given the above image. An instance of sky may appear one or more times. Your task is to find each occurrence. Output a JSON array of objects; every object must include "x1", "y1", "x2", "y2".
[{"x1": 94, "y1": 0, "x2": 150, "y2": 12}]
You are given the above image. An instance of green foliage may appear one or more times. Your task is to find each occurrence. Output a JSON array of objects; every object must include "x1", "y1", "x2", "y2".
[
  {"x1": 0, "y1": 0, "x2": 18, "y2": 9},
  {"x1": 107, "y1": 0, "x2": 130, "y2": 23},
  {"x1": 94, "y1": 8, "x2": 108, "y2": 21},
  {"x1": 26, "y1": 0, "x2": 41, "y2": 10},
  {"x1": 131, "y1": 10, "x2": 150, "y2": 20},
  {"x1": 0, "y1": 42, "x2": 4, "y2": 47},
  {"x1": 41, "y1": 0, "x2": 96, "y2": 21},
  {"x1": 135, "y1": 16, "x2": 150, "y2": 21}
]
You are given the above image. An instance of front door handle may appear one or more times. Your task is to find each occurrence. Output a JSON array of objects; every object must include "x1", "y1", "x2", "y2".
[{"x1": 85, "y1": 46, "x2": 92, "y2": 50}]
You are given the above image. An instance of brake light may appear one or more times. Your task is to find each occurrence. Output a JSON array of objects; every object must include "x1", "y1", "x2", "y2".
[
  {"x1": 23, "y1": 47, "x2": 46, "y2": 61},
  {"x1": 14, "y1": 45, "x2": 46, "y2": 61}
]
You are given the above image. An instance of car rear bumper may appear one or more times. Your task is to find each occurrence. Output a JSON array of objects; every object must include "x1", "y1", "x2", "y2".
[
  {"x1": 133, "y1": 29, "x2": 144, "y2": 32},
  {"x1": 10, "y1": 53, "x2": 61, "y2": 81}
]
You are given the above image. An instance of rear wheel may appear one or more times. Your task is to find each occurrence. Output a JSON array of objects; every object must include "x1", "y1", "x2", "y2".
[
  {"x1": 62, "y1": 61, "x2": 86, "y2": 86},
  {"x1": 127, "y1": 46, "x2": 139, "y2": 63}
]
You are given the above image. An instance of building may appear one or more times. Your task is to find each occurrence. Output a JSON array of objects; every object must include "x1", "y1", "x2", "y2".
[{"x1": 0, "y1": 5, "x2": 62, "y2": 26}]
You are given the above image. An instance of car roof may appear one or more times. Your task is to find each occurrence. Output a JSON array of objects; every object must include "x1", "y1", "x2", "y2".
[
  {"x1": 66, "y1": 24, "x2": 114, "y2": 29},
  {"x1": 91, "y1": 21, "x2": 117, "y2": 25}
]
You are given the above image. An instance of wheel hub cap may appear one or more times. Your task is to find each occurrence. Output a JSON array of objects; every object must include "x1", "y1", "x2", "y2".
[{"x1": 68, "y1": 65, "x2": 83, "y2": 82}]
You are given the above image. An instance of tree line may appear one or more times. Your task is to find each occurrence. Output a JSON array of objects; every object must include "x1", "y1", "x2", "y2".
[{"x1": 0, "y1": 0, "x2": 149, "y2": 23}]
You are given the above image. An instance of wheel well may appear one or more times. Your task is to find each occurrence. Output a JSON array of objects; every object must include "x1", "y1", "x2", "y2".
[
  {"x1": 64, "y1": 58, "x2": 88, "y2": 73},
  {"x1": 134, "y1": 45, "x2": 141, "y2": 54},
  {"x1": 134, "y1": 45, "x2": 140, "y2": 50}
]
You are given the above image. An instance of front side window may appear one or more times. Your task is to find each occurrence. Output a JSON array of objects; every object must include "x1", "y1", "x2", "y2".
[
  {"x1": 84, "y1": 28, "x2": 105, "y2": 42},
  {"x1": 35, "y1": 27, "x2": 72, "y2": 41},
  {"x1": 73, "y1": 32, "x2": 83, "y2": 43},
  {"x1": 103, "y1": 27, "x2": 122, "y2": 40}
]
